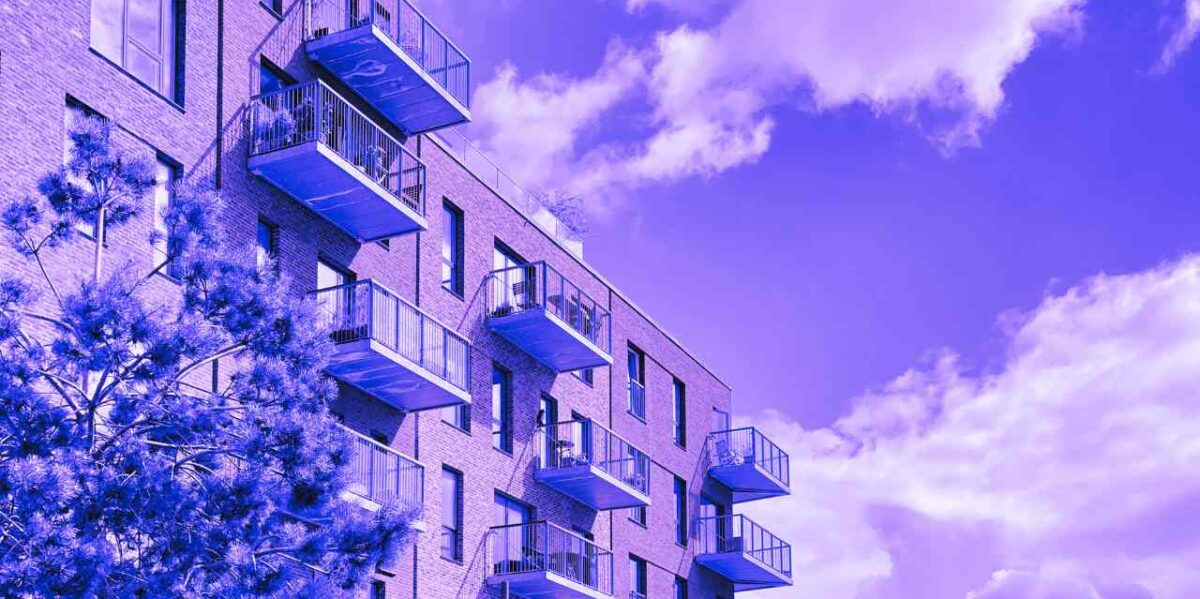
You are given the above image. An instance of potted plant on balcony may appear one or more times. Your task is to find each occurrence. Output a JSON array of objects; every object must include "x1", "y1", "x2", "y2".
[{"x1": 249, "y1": 100, "x2": 297, "y2": 154}]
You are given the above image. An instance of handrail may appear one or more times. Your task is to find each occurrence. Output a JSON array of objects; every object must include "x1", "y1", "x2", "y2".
[
  {"x1": 535, "y1": 418, "x2": 650, "y2": 496},
  {"x1": 430, "y1": 129, "x2": 584, "y2": 256},
  {"x1": 707, "y1": 427, "x2": 791, "y2": 487},
  {"x1": 248, "y1": 79, "x2": 427, "y2": 214},
  {"x1": 306, "y1": 0, "x2": 471, "y2": 108},
  {"x1": 489, "y1": 520, "x2": 614, "y2": 595},
  {"x1": 340, "y1": 424, "x2": 424, "y2": 510},
  {"x1": 696, "y1": 514, "x2": 792, "y2": 578},
  {"x1": 485, "y1": 261, "x2": 612, "y2": 354},
  {"x1": 309, "y1": 280, "x2": 471, "y2": 391}
]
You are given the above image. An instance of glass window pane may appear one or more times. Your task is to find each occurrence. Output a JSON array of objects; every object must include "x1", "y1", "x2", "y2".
[
  {"x1": 127, "y1": 43, "x2": 161, "y2": 91},
  {"x1": 91, "y1": 0, "x2": 124, "y2": 61},
  {"x1": 127, "y1": 0, "x2": 162, "y2": 48}
]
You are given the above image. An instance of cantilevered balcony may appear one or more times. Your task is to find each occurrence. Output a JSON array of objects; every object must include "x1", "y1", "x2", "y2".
[
  {"x1": 696, "y1": 515, "x2": 793, "y2": 591},
  {"x1": 488, "y1": 521, "x2": 613, "y2": 599},
  {"x1": 341, "y1": 424, "x2": 424, "y2": 514},
  {"x1": 706, "y1": 427, "x2": 791, "y2": 503},
  {"x1": 486, "y1": 262, "x2": 612, "y2": 372},
  {"x1": 310, "y1": 280, "x2": 471, "y2": 411},
  {"x1": 248, "y1": 80, "x2": 427, "y2": 242},
  {"x1": 306, "y1": 0, "x2": 471, "y2": 135},
  {"x1": 535, "y1": 419, "x2": 650, "y2": 510}
]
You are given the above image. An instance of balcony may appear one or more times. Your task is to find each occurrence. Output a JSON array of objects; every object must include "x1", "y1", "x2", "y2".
[
  {"x1": 248, "y1": 80, "x2": 427, "y2": 241},
  {"x1": 341, "y1": 424, "x2": 424, "y2": 515},
  {"x1": 696, "y1": 515, "x2": 792, "y2": 591},
  {"x1": 488, "y1": 521, "x2": 613, "y2": 599},
  {"x1": 486, "y1": 262, "x2": 612, "y2": 372},
  {"x1": 310, "y1": 280, "x2": 471, "y2": 412},
  {"x1": 306, "y1": 0, "x2": 471, "y2": 135},
  {"x1": 535, "y1": 419, "x2": 650, "y2": 510},
  {"x1": 706, "y1": 427, "x2": 790, "y2": 503}
]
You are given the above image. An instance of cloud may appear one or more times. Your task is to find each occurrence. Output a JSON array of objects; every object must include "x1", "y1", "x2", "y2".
[
  {"x1": 740, "y1": 256, "x2": 1200, "y2": 598},
  {"x1": 1158, "y1": 0, "x2": 1200, "y2": 72},
  {"x1": 468, "y1": 0, "x2": 1085, "y2": 204}
]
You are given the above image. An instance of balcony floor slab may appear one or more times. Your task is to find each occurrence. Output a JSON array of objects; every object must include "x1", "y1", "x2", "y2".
[
  {"x1": 250, "y1": 141, "x2": 427, "y2": 241},
  {"x1": 486, "y1": 571, "x2": 610, "y2": 599},
  {"x1": 535, "y1": 464, "x2": 650, "y2": 511},
  {"x1": 697, "y1": 552, "x2": 792, "y2": 592},
  {"x1": 708, "y1": 462, "x2": 790, "y2": 503},
  {"x1": 327, "y1": 338, "x2": 470, "y2": 412},
  {"x1": 306, "y1": 26, "x2": 470, "y2": 135},
  {"x1": 488, "y1": 308, "x2": 612, "y2": 372}
]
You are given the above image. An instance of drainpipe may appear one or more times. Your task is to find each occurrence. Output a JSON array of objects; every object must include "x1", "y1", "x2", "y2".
[{"x1": 215, "y1": 0, "x2": 225, "y2": 189}]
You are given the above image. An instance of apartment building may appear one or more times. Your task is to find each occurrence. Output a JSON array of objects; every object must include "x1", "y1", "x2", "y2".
[{"x1": 0, "y1": 1, "x2": 793, "y2": 597}]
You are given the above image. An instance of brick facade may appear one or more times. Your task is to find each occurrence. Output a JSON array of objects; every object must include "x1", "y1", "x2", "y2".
[{"x1": 0, "y1": 1, "x2": 742, "y2": 597}]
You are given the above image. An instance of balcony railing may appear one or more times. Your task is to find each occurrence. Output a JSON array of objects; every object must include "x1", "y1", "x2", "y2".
[
  {"x1": 487, "y1": 261, "x2": 611, "y2": 354},
  {"x1": 536, "y1": 419, "x2": 650, "y2": 497},
  {"x1": 627, "y1": 380, "x2": 645, "y2": 421},
  {"x1": 342, "y1": 424, "x2": 423, "y2": 511},
  {"x1": 249, "y1": 80, "x2": 426, "y2": 214},
  {"x1": 490, "y1": 521, "x2": 613, "y2": 596},
  {"x1": 307, "y1": 0, "x2": 470, "y2": 108},
  {"x1": 696, "y1": 514, "x2": 792, "y2": 582},
  {"x1": 311, "y1": 280, "x2": 470, "y2": 391},
  {"x1": 708, "y1": 427, "x2": 790, "y2": 489}
]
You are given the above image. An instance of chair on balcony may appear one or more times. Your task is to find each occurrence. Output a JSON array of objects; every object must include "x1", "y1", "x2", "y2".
[{"x1": 714, "y1": 438, "x2": 745, "y2": 467}]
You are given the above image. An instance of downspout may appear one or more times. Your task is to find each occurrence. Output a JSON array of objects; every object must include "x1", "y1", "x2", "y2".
[{"x1": 215, "y1": 0, "x2": 225, "y2": 190}]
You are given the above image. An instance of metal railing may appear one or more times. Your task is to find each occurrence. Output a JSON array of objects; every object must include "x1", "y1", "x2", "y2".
[
  {"x1": 342, "y1": 424, "x2": 424, "y2": 510},
  {"x1": 628, "y1": 380, "x2": 646, "y2": 421},
  {"x1": 486, "y1": 261, "x2": 611, "y2": 354},
  {"x1": 309, "y1": 280, "x2": 471, "y2": 391},
  {"x1": 248, "y1": 80, "x2": 427, "y2": 214},
  {"x1": 707, "y1": 427, "x2": 790, "y2": 487},
  {"x1": 431, "y1": 129, "x2": 584, "y2": 257},
  {"x1": 490, "y1": 521, "x2": 613, "y2": 596},
  {"x1": 536, "y1": 419, "x2": 650, "y2": 497},
  {"x1": 696, "y1": 514, "x2": 792, "y2": 579},
  {"x1": 307, "y1": 0, "x2": 471, "y2": 108}
]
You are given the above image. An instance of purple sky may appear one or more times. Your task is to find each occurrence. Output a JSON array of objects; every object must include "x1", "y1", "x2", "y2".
[{"x1": 422, "y1": 0, "x2": 1200, "y2": 596}]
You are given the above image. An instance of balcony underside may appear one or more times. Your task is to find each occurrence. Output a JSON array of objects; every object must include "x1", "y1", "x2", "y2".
[
  {"x1": 487, "y1": 570, "x2": 609, "y2": 599},
  {"x1": 307, "y1": 26, "x2": 470, "y2": 135},
  {"x1": 697, "y1": 552, "x2": 792, "y2": 592},
  {"x1": 709, "y1": 463, "x2": 790, "y2": 503},
  {"x1": 327, "y1": 338, "x2": 470, "y2": 412},
  {"x1": 535, "y1": 464, "x2": 650, "y2": 511},
  {"x1": 488, "y1": 309, "x2": 612, "y2": 372},
  {"x1": 250, "y1": 141, "x2": 426, "y2": 241}
]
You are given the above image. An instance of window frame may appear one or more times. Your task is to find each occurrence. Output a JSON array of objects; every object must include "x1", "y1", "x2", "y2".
[
  {"x1": 628, "y1": 505, "x2": 647, "y2": 528},
  {"x1": 440, "y1": 466, "x2": 464, "y2": 563},
  {"x1": 673, "y1": 476, "x2": 688, "y2": 547},
  {"x1": 151, "y1": 154, "x2": 182, "y2": 278},
  {"x1": 629, "y1": 554, "x2": 648, "y2": 597},
  {"x1": 672, "y1": 378, "x2": 687, "y2": 448},
  {"x1": 90, "y1": 0, "x2": 185, "y2": 104},
  {"x1": 441, "y1": 200, "x2": 465, "y2": 297},
  {"x1": 255, "y1": 217, "x2": 279, "y2": 274},
  {"x1": 627, "y1": 345, "x2": 646, "y2": 422},
  {"x1": 491, "y1": 363, "x2": 513, "y2": 454}
]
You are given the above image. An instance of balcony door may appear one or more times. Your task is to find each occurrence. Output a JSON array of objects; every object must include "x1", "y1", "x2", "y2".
[
  {"x1": 316, "y1": 259, "x2": 354, "y2": 336},
  {"x1": 699, "y1": 496, "x2": 729, "y2": 554},
  {"x1": 493, "y1": 493, "x2": 533, "y2": 572},
  {"x1": 492, "y1": 242, "x2": 531, "y2": 315}
]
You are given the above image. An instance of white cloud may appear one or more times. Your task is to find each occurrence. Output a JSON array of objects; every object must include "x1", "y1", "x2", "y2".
[
  {"x1": 1158, "y1": 0, "x2": 1200, "y2": 72},
  {"x1": 740, "y1": 256, "x2": 1200, "y2": 598},
  {"x1": 469, "y1": 0, "x2": 1085, "y2": 204}
]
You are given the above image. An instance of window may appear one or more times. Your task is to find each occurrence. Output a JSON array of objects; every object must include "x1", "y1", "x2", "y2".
[
  {"x1": 151, "y1": 156, "x2": 179, "y2": 272},
  {"x1": 269, "y1": 0, "x2": 284, "y2": 15},
  {"x1": 442, "y1": 403, "x2": 470, "y2": 432},
  {"x1": 627, "y1": 346, "x2": 646, "y2": 421},
  {"x1": 64, "y1": 102, "x2": 103, "y2": 239},
  {"x1": 538, "y1": 395, "x2": 558, "y2": 466},
  {"x1": 628, "y1": 505, "x2": 647, "y2": 527},
  {"x1": 698, "y1": 496, "x2": 727, "y2": 553},
  {"x1": 91, "y1": 0, "x2": 180, "y2": 100},
  {"x1": 674, "y1": 576, "x2": 688, "y2": 599},
  {"x1": 672, "y1": 378, "x2": 687, "y2": 447},
  {"x1": 440, "y1": 467, "x2": 463, "y2": 562},
  {"x1": 492, "y1": 364, "x2": 513, "y2": 453},
  {"x1": 493, "y1": 492, "x2": 531, "y2": 527},
  {"x1": 255, "y1": 219, "x2": 278, "y2": 272},
  {"x1": 315, "y1": 259, "x2": 353, "y2": 326},
  {"x1": 370, "y1": 580, "x2": 386, "y2": 599},
  {"x1": 629, "y1": 555, "x2": 647, "y2": 599},
  {"x1": 491, "y1": 241, "x2": 528, "y2": 315},
  {"x1": 259, "y1": 57, "x2": 293, "y2": 95},
  {"x1": 441, "y1": 201, "x2": 464, "y2": 296},
  {"x1": 673, "y1": 476, "x2": 688, "y2": 546},
  {"x1": 572, "y1": 368, "x2": 594, "y2": 386}
]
